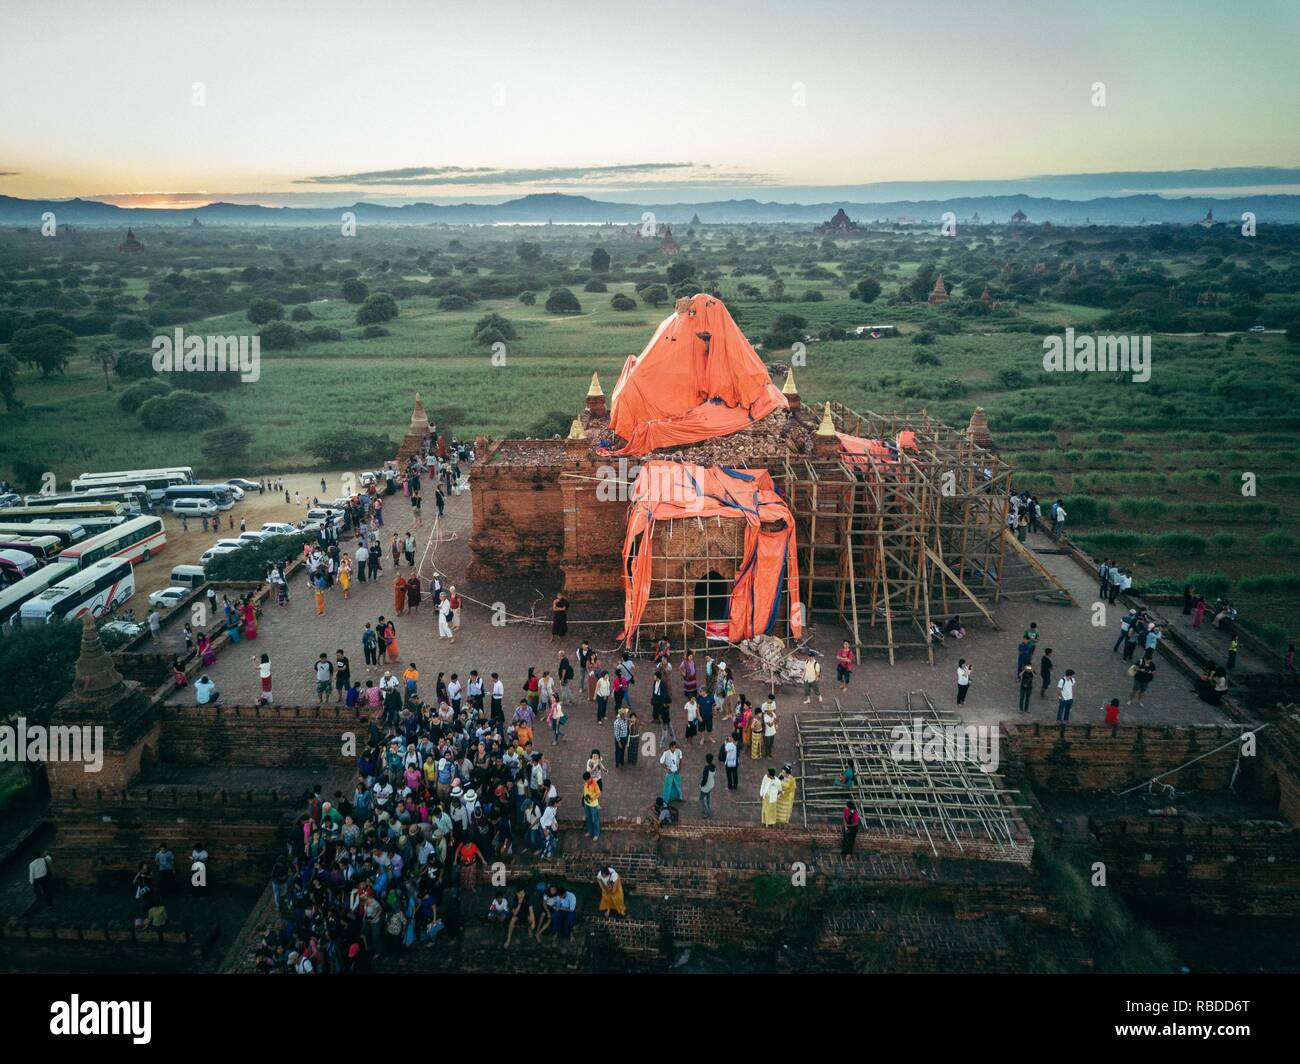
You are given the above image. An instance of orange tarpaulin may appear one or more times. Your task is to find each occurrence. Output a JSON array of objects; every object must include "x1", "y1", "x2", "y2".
[
  {"x1": 618, "y1": 463, "x2": 802, "y2": 644},
  {"x1": 605, "y1": 294, "x2": 787, "y2": 456}
]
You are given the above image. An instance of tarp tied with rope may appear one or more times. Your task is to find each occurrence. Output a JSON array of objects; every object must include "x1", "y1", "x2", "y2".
[
  {"x1": 618, "y1": 462, "x2": 802, "y2": 644},
  {"x1": 604, "y1": 293, "x2": 787, "y2": 456}
]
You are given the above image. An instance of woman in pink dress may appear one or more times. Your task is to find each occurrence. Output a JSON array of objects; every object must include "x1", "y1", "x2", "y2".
[
  {"x1": 242, "y1": 600, "x2": 258, "y2": 640},
  {"x1": 198, "y1": 632, "x2": 217, "y2": 667}
]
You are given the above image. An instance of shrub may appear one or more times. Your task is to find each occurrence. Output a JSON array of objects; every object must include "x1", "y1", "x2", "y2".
[
  {"x1": 361, "y1": 325, "x2": 390, "y2": 339},
  {"x1": 610, "y1": 293, "x2": 637, "y2": 311},
  {"x1": 137, "y1": 389, "x2": 226, "y2": 430},
  {"x1": 1060, "y1": 495, "x2": 1112, "y2": 525},
  {"x1": 117, "y1": 377, "x2": 171, "y2": 412},
  {"x1": 913, "y1": 349, "x2": 941, "y2": 366},
  {"x1": 472, "y1": 314, "x2": 517, "y2": 346},
  {"x1": 1185, "y1": 572, "x2": 1233, "y2": 597},
  {"x1": 357, "y1": 293, "x2": 399, "y2": 326},
  {"x1": 545, "y1": 288, "x2": 582, "y2": 314},
  {"x1": 439, "y1": 294, "x2": 471, "y2": 311},
  {"x1": 518, "y1": 291, "x2": 536, "y2": 306},
  {"x1": 247, "y1": 298, "x2": 284, "y2": 325},
  {"x1": 341, "y1": 278, "x2": 369, "y2": 304},
  {"x1": 290, "y1": 305, "x2": 315, "y2": 322},
  {"x1": 259, "y1": 321, "x2": 298, "y2": 350},
  {"x1": 309, "y1": 430, "x2": 393, "y2": 467},
  {"x1": 205, "y1": 533, "x2": 314, "y2": 581},
  {"x1": 1155, "y1": 531, "x2": 1208, "y2": 556},
  {"x1": 308, "y1": 326, "x2": 343, "y2": 342},
  {"x1": 997, "y1": 368, "x2": 1031, "y2": 390},
  {"x1": 583, "y1": 280, "x2": 607, "y2": 293}
]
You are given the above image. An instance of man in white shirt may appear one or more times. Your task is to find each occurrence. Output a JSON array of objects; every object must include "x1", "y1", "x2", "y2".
[
  {"x1": 29, "y1": 851, "x2": 53, "y2": 907},
  {"x1": 802, "y1": 654, "x2": 823, "y2": 704},
  {"x1": 659, "y1": 742, "x2": 683, "y2": 803},
  {"x1": 759, "y1": 768, "x2": 782, "y2": 826},
  {"x1": 1056, "y1": 670, "x2": 1076, "y2": 721}
]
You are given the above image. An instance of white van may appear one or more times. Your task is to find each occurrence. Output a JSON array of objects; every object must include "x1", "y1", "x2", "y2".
[
  {"x1": 199, "y1": 544, "x2": 243, "y2": 565},
  {"x1": 169, "y1": 564, "x2": 207, "y2": 588},
  {"x1": 171, "y1": 498, "x2": 219, "y2": 517}
]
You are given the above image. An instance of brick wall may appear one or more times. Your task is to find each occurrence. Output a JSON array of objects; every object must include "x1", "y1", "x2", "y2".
[
  {"x1": 159, "y1": 703, "x2": 367, "y2": 768},
  {"x1": 469, "y1": 461, "x2": 564, "y2": 581},
  {"x1": 1002, "y1": 722, "x2": 1252, "y2": 793},
  {"x1": 1091, "y1": 816, "x2": 1300, "y2": 917},
  {"x1": 47, "y1": 790, "x2": 297, "y2": 888},
  {"x1": 46, "y1": 721, "x2": 162, "y2": 796},
  {"x1": 0, "y1": 919, "x2": 213, "y2": 974}
]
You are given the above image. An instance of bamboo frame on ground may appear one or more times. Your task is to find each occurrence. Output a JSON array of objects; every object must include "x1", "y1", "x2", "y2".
[{"x1": 794, "y1": 693, "x2": 1028, "y2": 856}]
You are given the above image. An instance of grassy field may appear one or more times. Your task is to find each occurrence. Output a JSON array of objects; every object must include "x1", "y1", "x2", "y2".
[{"x1": 1, "y1": 221, "x2": 1296, "y2": 645}]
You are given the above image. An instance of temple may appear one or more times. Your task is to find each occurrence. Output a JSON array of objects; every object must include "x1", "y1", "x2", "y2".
[
  {"x1": 396, "y1": 392, "x2": 433, "y2": 463},
  {"x1": 927, "y1": 274, "x2": 950, "y2": 304},
  {"x1": 468, "y1": 293, "x2": 1070, "y2": 660},
  {"x1": 815, "y1": 208, "x2": 859, "y2": 235},
  {"x1": 117, "y1": 227, "x2": 145, "y2": 254}
]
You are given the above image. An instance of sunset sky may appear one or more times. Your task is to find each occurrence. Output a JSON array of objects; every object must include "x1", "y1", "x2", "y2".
[{"x1": 2, "y1": 0, "x2": 1297, "y2": 206}]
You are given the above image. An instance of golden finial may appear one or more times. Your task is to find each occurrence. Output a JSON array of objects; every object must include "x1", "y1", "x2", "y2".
[
  {"x1": 567, "y1": 418, "x2": 586, "y2": 441},
  {"x1": 815, "y1": 402, "x2": 836, "y2": 437},
  {"x1": 586, "y1": 372, "x2": 603, "y2": 397}
]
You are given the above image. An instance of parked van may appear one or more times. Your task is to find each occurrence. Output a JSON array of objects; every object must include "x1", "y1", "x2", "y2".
[
  {"x1": 260, "y1": 522, "x2": 298, "y2": 536},
  {"x1": 0, "y1": 549, "x2": 43, "y2": 584},
  {"x1": 306, "y1": 508, "x2": 342, "y2": 525},
  {"x1": 170, "y1": 498, "x2": 219, "y2": 517},
  {"x1": 200, "y1": 544, "x2": 242, "y2": 565},
  {"x1": 169, "y1": 564, "x2": 207, "y2": 589},
  {"x1": 238, "y1": 530, "x2": 270, "y2": 546}
]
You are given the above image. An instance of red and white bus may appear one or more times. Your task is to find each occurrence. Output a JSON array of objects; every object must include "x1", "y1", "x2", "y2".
[
  {"x1": 19, "y1": 558, "x2": 134, "y2": 624},
  {"x1": 57, "y1": 515, "x2": 167, "y2": 569}
]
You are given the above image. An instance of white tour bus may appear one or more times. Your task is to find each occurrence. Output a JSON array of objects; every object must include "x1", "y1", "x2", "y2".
[
  {"x1": 19, "y1": 557, "x2": 135, "y2": 624},
  {"x1": 0, "y1": 521, "x2": 88, "y2": 547},
  {"x1": 27, "y1": 486, "x2": 148, "y2": 515},
  {"x1": 160, "y1": 484, "x2": 235, "y2": 510},
  {"x1": 57, "y1": 515, "x2": 167, "y2": 569},
  {"x1": 0, "y1": 561, "x2": 79, "y2": 629},
  {"x1": 73, "y1": 467, "x2": 195, "y2": 502}
]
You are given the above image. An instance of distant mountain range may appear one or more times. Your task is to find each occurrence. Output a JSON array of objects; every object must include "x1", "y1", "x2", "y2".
[{"x1": 3, "y1": 190, "x2": 1299, "y2": 226}]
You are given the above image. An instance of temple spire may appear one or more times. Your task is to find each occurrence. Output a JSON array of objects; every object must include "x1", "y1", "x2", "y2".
[
  {"x1": 586, "y1": 372, "x2": 603, "y2": 398},
  {"x1": 73, "y1": 614, "x2": 125, "y2": 704},
  {"x1": 815, "y1": 402, "x2": 836, "y2": 437}
]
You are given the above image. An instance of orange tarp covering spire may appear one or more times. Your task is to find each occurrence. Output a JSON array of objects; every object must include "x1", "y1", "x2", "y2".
[
  {"x1": 618, "y1": 463, "x2": 802, "y2": 644},
  {"x1": 605, "y1": 294, "x2": 787, "y2": 456}
]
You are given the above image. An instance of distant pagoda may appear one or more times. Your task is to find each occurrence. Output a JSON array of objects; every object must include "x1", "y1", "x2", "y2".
[
  {"x1": 1010, "y1": 209, "x2": 1028, "y2": 224},
  {"x1": 659, "y1": 226, "x2": 679, "y2": 256},
  {"x1": 816, "y1": 208, "x2": 859, "y2": 235},
  {"x1": 117, "y1": 227, "x2": 145, "y2": 254},
  {"x1": 927, "y1": 274, "x2": 950, "y2": 305}
]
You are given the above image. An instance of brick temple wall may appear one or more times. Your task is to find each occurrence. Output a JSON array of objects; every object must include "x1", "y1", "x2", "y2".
[
  {"x1": 560, "y1": 454, "x2": 628, "y2": 597},
  {"x1": 1001, "y1": 722, "x2": 1254, "y2": 793},
  {"x1": 47, "y1": 790, "x2": 298, "y2": 889},
  {"x1": 159, "y1": 704, "x2": 368, "y2": 768},
  {"x1": 0, "y1": 921, "x2": 213, "y2": 974},
  {"x1": 45, "y1": 721, "x2": 162, "y2": 797},
  {"x1": 468, "y1": 450, "x2": 564, "y2": 581},
  {"x1": 1091, "y1": 817, "x2": 1300, "y2": 917}
]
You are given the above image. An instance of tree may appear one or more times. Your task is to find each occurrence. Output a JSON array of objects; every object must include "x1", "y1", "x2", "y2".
[
  {"x1": 203, "y1": 426, "x2": 253, "y2": 470},
  {"x1": 90, "y1": 342, "x2": 116, "y2": 389},
  {"x1": 666, "y1": 261, "x2": 696, "y2": 287},
  {"x1": 638, "y1": 284, "x2": 669, "y2": 307},
  {"x1": 118, "y1": 378, "x2": 171, "y2": 412},
  {"x1": 248, "y1": 298, "x2": 284, "y2": 325},
  {"x1": 610, "y1": 293, "x2": 637, "y2": 311},
  {"x1": 310, "y1": 430, "x2": 394, "y2": 467},
  {"x1": 356, "y1": 293, "x2": 399, "y2": 326},
  {"x1": 10, "y1": 324, "x2": 77, "y2": 377},
  {"x1": 137, "y1": 390, "x2": 226, "y2": 430},
  {"x1": 590, "y1": 247, "x2": 611, "y2": 274},
  {"x1": 259, "y1": 321, "x2": 298, "y2": 350},
  {"x1": 764, "y1": 313, "x2": 807, "y2": 349},
  {"x1": 472, "y1": 313, "x2": 517, "y2": 346},
  {"x1": 516, "y1": 241, "x2": 543, "y2": 264},
  {"x1": 544, "y1": 288, "x2": 582, "y2": 315},
  {"x1": 112, "y1": 316, "x2": 153, "y2": 341},
  {"x1": 518, "y1": 291, "x2": 536, "y2": 306},
  {"x1": 850, "y1": 276, "x2": 882, "y2": 304},
  {"x1": 341, "y1": 278, "x2": 369, "y2": 304},
  {"x1": 0, "y1": 351, "x2": 20, "y2": 411}
]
